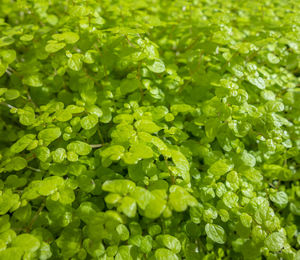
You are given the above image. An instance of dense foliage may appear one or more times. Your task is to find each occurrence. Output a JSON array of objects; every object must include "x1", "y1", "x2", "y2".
[{"x1": 0, "y1": 0, "x2": 299, "y2": 259}]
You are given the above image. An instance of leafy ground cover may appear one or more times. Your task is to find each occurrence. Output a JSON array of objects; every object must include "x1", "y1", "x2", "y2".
[{"x1": 0, "y1": 0, "x2": 299, "y2": 259}]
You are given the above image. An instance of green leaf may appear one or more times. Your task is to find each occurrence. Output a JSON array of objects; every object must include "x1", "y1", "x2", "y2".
[
  {"x1": 116, "y1": 224, "x2": 130, "y2": 240},
  {"x1": 67, "y1": 141, "x2": 92, "y2": 155},
  {"x1": 83, "y1": 50, "x2": 95, "y2": 64},
  {"x1": 169, "y1": 185, "x2": 197, "y2": 212},
  {"x1": 5, "y1": 89, "x2": 19, "y2": 100},
  {"x1": 241, "y1": 167, "x2": 263, "y2": 184},
  {"x1": 18, "y1": 107, "x2": 35, "y2": 126},
  {"x1": 62, "y1": 32, "x2": 80, "y2": 44},
  {"x1": 119, "y1": 196, "x2": 137, "y2": 218},
  {"x1": 240, "y1": 213, "x2": 252, "y2": 228},
  {"x1": 264, "y1": 232, "x2": 285, "y2": 252},
  {"x1": 120, "y1": 79, "x2": 141, "y2": 95},
  {"x1": 56, "y1": 228, "x2": 81, "y2": 258},
  {"x1": 45, "y1": 42, "x2": 66, "y2": 53},
  {"x1": 6, "y1": 157, "x2": 27, "y2": 171},
  {"x1": 36, "y1": 146, "x2": 51, "y2": 162},
  {"x1": 102, "y1": 179, "x2": 136, "y2": 195},
  {"x1": 38, "y1": 127, "x2": 61, "y2": 144},
  {"x1": 0, "y1": 36, "x2": 14, "y2": 47},
  {"x1": 37, "y1": 176, "x2": 64, "y2": 196},
  {"x1": 115, "y1": 245, "x2": 137, "y2": 260},
  {"x1": 270, "y1": 191, "x2": 288, "y2": 208},
  {"x1": 144, "y1": 193, "x2": 166, "y2": 219},
  {"x1": 151, "y1": 136, "x2": 170, "y2": 157},
  {"x1": 80, "y1": 114, "x2": 98, "y2": 129},
  {"x1": 78, "y1": 174, "x2": 95, "y2": 193},
  {"x1": 10, "y1": 134, "x2": 35, "y2": 153},
  {"x1": 129, "y1": 143, "x2": 153, "y2": 159},
  {"x1": 86, "y1": 105, "x2": 103, "y2": 117},
  {"x1": 105, "y1": 193, "x2": 122, "y2": 204},
  {"x1": 59, "y1": 187, "x2": 75, "y2": 204},
  {"x1": 12, "y1": 234, "x2": 40, "y2": 252},
  {"x1": 290, "y1": 201, "x2": 300, "y2": 216},
  {"x1": 265, "y1": 101, "x2": 284, "y2": 112},
  {"x1": 240, "y1": 151, "x2": 256, "y2": 167},
  {"x1": 111, "y1": 124, "x2": 136, "y2": 144},
  {"x1": 205, "y1": 223, "x2": 226, "y2": 244},
  {"x1": 152, "y1": 106, "x2": 169, "y2": 120},
  {"x1": 52, "y1": 148, "x2": 67, "y2": 163},
  {"x1": 68, "y1": 54, "x2": 82, "y2": 71},
  {"x1": 134, "y1": 120, "x2": 161, "y2": 133},
  {"x1": 170, "y1": 104, "x2": 194, "y2": 115},
  {"x1": 0, "y1": 248, "x2": 23, "y2": 260},
  {"x1": 205, "y1": 118, "x2": 219, "y2": 140},
  {"x1": 141, "y1": 235, "x2": 152, "y2": 253},
  {"x1": 56, "y1": 110, "x2": 72, "y2": 122},
  {"x1": 83, "y1": 239, "x2": 105, "y2": 258},
  {"x1": 0, "y1": 215, "x2": 10, "y2": 233},
  {"x1": 0, "y1": 61, "x2": 7, "y2": 77},
  {"x1": 267, "y1": 53, "x2": 280, "y2": 64},
  {"x1": 247, "y1": 76, "x2": 265, "y2": 89},
  {"x1": 261, "y1": 90, "x2": 276, "y2": 101},
  {"x1": 223, "y1": 191, "x2": 239, "y2": 209},
  {"x1": 20, "y1": 34, "x2": 33, "y2": 41},
  {"x1": 0, "y1": 49, "x2": 16, "y2": 64},
  {"x1": 155, "y1": 248, "x2": 178, "y2": 260},
  {"x1": 80, "y1": 88, "x2": 98, "y2": 105},
  {"x1": 156, "y1": 235, "x2": 181, "y2": 253},
  {"x1": 77, "y1": 202, "x2": 99, "y2": 223},
  {"x1": 130, "y1": 187, "x2": 152, "y2": 210},
  {"x1": 22, "y1": 74, "x2": 43, "y2": 87},
  {"x1": 100, "y1": 145, "x2": 125, "y2": 161},
  {"x1": 208, "y1": 159, "x2": 234, "y2": 177},
  {"x1": 66, "y1": 105, "x2": 85, "y2": 114},
  {"x1": 147, "y1": 59, "x2": 165, "y2": 73},
  {"x1": 170, "y1": 150, "x2": 190, "y2": 183}
]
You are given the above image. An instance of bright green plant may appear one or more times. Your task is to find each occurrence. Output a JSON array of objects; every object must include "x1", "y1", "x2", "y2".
[{"x1": 0, "y1": 0, "x2": 299, "y2": 259}]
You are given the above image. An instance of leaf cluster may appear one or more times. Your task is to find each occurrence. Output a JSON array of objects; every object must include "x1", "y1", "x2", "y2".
[{"x1": 0, "y1": 0, "x2": 299, "y2": 259}]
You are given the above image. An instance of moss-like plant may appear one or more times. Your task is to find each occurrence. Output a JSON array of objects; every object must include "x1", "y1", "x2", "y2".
[{"x1": 0, "y1": 0, "x2": 299, "y2": 259}]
